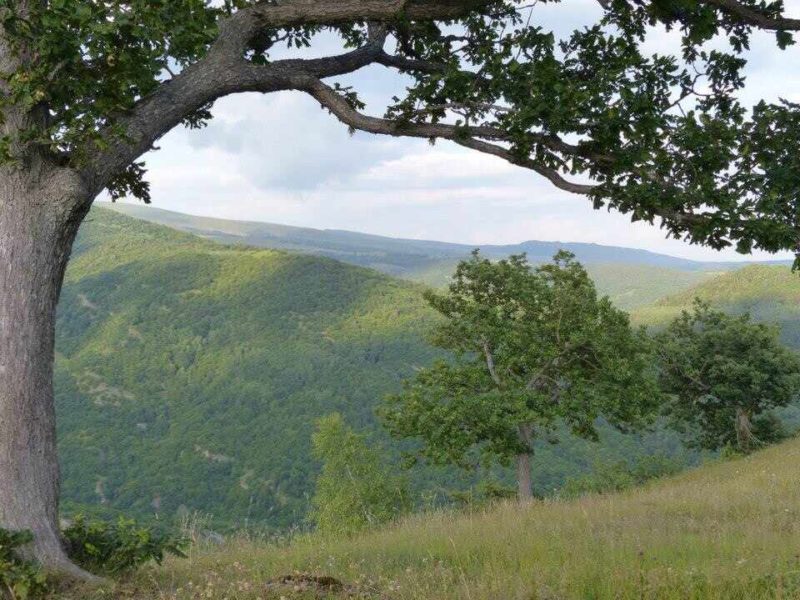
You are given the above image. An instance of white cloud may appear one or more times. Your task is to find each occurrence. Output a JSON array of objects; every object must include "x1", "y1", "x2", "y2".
[{"x1": 353, "y1": 150, "x2": 520, "y2": 190}]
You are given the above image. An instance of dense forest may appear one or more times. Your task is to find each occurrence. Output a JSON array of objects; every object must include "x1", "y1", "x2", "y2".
[{"x1": 54, "y1": 208, "x2": 799, "y2": 530}]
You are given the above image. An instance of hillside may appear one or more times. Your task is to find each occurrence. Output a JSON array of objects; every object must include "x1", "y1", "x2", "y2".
[
  {"x1": 632, "y1": 264, "x2": 800, "y2": 347},
  {"x1": 57, "y1": 208, "x2": 697, "y2": 529},
  {"x1": 68, "y1": 435, "x2": 800, "y2": 599},
  {"x1": 103, "y1": 202, "x2": 722, "y2": 309},
  {"x1": 56, "y1": 208, "x2": 441, "y2": 527}
]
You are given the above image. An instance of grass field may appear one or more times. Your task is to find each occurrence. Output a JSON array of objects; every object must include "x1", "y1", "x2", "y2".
[{"x1": 63, "y1": 435, "x2": 800, "y2": 599}]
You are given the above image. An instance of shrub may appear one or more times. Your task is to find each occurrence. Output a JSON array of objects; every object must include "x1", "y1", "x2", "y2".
[
  {"x1": 62, "y1": 515, "x2": 187, "y2": 575},
  {"x1": 0, "y1": 529, "x2": 48, "y2": 600}
]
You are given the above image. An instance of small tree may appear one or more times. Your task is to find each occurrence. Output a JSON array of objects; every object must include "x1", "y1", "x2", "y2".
[
  {"x1": 656, "y1": 300, "x2": 800, "y2": 453},
  {"x1": 381, "y1": 251, "x2": 658, "y2": 501},
  {"x1": 310, "y1": 414, "x2": 410, "y2": 536}
]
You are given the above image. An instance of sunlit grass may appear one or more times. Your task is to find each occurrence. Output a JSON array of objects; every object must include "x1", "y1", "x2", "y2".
[{"x1": 63, "y1": 435, "x2": 800, "y2": 599}]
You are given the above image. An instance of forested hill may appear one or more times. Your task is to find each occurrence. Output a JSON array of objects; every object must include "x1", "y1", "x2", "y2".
[
  {"x1": 632, "y1": 264, "x2": 800, "y2": 348},
  {"x1": 103, "y1": 202, "x2": 741, "y2": 307},
  {"x1": 56, "y1": 207, "x2": 441, "y2": 527},
  {"x1": 56, "y1": 207, "x2": 696, "y2": 529}
]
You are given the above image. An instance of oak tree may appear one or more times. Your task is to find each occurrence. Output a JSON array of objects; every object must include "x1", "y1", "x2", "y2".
[
  {"x1": 0, "y1": 0, "x2": 797, "y2": 575},
  {"x1": 656, "y1": 301, "x2": 800, "y2": 453},
  {"x1": 381, "y1": 251, "x2": 659, "y2": 500}
]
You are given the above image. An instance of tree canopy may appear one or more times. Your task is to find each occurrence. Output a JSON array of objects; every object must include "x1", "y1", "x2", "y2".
[
  {"x1": 656, "y1": 300, "x2": 800, "y2": 452},
  {"x1": 381, "y1": 251, "x2": 659, "y2": 499},
  {"x1": 0, "y1": 0, "x2": 798, "y2": 257}
]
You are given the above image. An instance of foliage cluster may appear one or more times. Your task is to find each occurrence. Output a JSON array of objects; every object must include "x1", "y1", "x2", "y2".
[
  {"x1": 0, "y1": 1, "x2": 220, "y2": 192},
  {"x1": 0, "y1": 516, "x2": 183, "y2": 599},
  {"x1": 62, "y1": 515, "x2": 186, "y2": 576},
  {"x1": 310, "y1": 414, "x2": 410, "y2": 536},
  {"x1": 0, "y1": 529, "x2": 48, "y2": 600}
]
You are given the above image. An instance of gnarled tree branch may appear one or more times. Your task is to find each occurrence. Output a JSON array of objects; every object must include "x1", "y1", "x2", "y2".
[
  {"x1": 299, "y1": 76, "x2": 597, "y2": 195},
  {"x1": 77, "y1": 0, "x2": 494, "y2": 199}
]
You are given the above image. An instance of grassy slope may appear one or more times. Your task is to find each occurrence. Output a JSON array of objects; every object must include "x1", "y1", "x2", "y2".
[{"x1": 71, "y1": 435, "x2": 800, "y2": 600}]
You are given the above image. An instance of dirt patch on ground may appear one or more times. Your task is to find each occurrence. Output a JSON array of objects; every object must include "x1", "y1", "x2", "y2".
[{"x1": 265, "y1": 573, "x2": 390, "y2": 598}]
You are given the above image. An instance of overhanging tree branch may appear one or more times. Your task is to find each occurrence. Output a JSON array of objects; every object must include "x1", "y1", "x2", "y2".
[
  {"x1": 213, "y1": 0, "x2": 496, "y2": 59},
  {"x1": 299, "y1": 76, "x2": 598, "y2": 195},
  {"x1": 701, "y1": 0, "x2": 800, "y2": 30},
  {"x1": 78, "y1": 0, "x2": 496, "y2": 198},
  {"x1": 79, "y1": 26, "x2": 393, "y2": 198}
]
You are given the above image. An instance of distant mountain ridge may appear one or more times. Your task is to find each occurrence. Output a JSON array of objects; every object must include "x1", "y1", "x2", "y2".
[{"x1": 104, "y1": 203, "x2": 788, "y2": 277}]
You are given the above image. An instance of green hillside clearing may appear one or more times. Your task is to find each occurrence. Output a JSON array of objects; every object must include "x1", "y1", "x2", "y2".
[{"x1": 632, "y1": 264, "x2": 800, "y2": 346}]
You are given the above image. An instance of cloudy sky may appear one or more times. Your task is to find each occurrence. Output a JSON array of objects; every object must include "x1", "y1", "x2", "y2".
[{"x1": 115, "y1": 0, "x2": 800, "y2": 261}]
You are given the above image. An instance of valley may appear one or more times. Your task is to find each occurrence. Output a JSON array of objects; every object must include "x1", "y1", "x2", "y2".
[{"x1": 55, "y1": 205, "x2": 800, "y2": 530}]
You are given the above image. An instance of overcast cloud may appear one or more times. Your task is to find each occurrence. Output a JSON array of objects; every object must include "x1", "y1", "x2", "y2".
[{"x1": 116, "y1": 0, "x2": 800, "y2": 261}]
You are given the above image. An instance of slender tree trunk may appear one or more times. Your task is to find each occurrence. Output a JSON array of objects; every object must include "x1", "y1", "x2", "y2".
[
  {"x1": 0, "y1": 168, "x2": 96, "y2": 579},
  {"x1": 516, "y1": 424, "x2": 534, "y2": 501},
  {"x1": 516, "y1": 452, "x2": 533, "y2": 501},
  {"x1": 735, "y1": 407, "x2": 754, "y2": 453}
]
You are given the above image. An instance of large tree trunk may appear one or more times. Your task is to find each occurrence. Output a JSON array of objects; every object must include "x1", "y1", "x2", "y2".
[{"x1": 0, "y1": 168, "x2": 95, "y2": 579}]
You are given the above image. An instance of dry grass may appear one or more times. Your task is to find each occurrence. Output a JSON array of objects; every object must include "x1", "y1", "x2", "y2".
[{"x1": 64, "y1": 437, "x2": 800, "y2": 599}]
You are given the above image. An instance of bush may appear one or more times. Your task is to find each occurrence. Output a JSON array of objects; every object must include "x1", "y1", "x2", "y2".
[
  {"x1": 62, "y1": 515, "x2": 187, "y2": 575},
  {"x1": 0, "y1": 529, "x2": 48, "y2": 600}
]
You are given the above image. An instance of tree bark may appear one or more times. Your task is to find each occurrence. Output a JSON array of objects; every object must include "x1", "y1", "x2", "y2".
[
  {"x1": 0, "y1": 168, "x2": 97, "y2": 579},
  {"x1": 516, "y1": 452, "x2": 533, "y2": 502},
  {"x1": 516, "y1": 424, "x2": 534, "y2": 501},
  {"x1": 735, "y1": 406, "x2": 754, "y2": 453}
]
